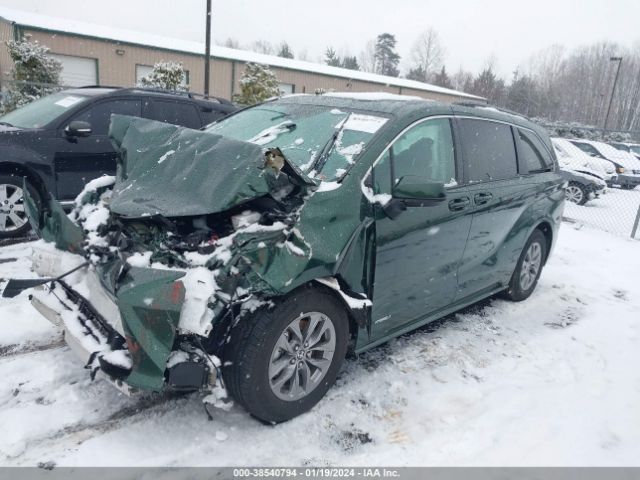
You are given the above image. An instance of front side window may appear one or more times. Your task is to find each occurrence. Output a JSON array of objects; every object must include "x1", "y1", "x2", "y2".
[
  {"x1": 72, "y1": 99, "x2": 142, "y2": 135},
  {"x1": 459, "y1": 118, "x2": 517, "y2": 183},
  {"x1": 517, "y1": 129, "x2": 552, "y2": 173},
  {"x1": 391, "y1": 118, "x2": 456, "y2": 185}
]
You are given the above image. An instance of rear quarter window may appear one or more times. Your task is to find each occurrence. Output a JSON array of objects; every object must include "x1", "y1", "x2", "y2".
[
  {"x1": 458, "y1": 118, "x2": 518, "y2": 183},
  {"x1": 516, "y1": 129, "x2": 553, "y2": 173}
]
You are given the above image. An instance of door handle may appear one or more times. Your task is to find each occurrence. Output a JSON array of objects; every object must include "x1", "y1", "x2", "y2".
[
  {"x1": 474, "y1": 192, "x2": 493, "y2": 205},
  {"x1": 448, "y1": 196, "x2": 470, "y2": 211}
]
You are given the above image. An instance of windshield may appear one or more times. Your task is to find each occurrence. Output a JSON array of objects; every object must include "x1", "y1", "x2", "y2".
[
  {"x1": 611, "y1": 143, "x2": 630, "y2": 152},
  {"x1": 205, "y1": 102, "x2": 389, "y2": 181},
  {"x1": 630, "y1": 145, "x2": 640, "y2": 156},
  {"x1": 0, "y1": 92, "x2": 91, "y2": 129},
  {"x1": 572, "y1": 142, "x2": 601, "y2": 158}
]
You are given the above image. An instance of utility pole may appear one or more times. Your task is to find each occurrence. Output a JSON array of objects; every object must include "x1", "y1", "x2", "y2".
[
  {"x1": 604, "y1": 56, "x2": 623, "y2": 129},
  {"x1": 203, "y1": 0, "x2": 212, "y2": 98}
]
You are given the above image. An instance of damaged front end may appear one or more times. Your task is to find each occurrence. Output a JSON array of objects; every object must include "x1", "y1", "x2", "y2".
[{"x1": 16, "y1": 114, "x2": 356, "y2": 395}]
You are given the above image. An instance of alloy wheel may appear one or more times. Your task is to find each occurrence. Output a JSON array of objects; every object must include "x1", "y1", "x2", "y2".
[
  {"x1": 565, "y1": 185, "x2": 584, "y2": 204},
  {"x1": 519, "y1": 242, "x2": 542, "y2": 291},
  {"x1": 268, "y1": 311, "x2": 336, "y2": 401},
  {"x1": 0, "y1": 184, "x2": 28, "y2": 232}
]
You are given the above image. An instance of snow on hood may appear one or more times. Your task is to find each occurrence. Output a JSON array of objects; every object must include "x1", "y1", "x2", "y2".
[{"x1": 107, "y1": 115, "x2": 316, "y2": 219}]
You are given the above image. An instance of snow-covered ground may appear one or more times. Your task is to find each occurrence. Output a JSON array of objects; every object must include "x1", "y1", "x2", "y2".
[
  {"x1": 0, "y1": 222, "x2": 638, "y2": 467},
  {"x1": 564, "y1": 187, "x2": 640, "y2": 238}
]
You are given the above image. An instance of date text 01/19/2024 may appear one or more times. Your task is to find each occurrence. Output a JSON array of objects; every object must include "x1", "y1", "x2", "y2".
[{"x1": 232, "y1": 468, "x2": 401, "y2": 478}]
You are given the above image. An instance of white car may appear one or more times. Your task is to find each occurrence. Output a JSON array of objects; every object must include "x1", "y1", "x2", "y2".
[
  {"x1": 552, "y1": 137, "x2": 616, "y2": 183},
  {"x1": 569, "y1": 139, "x2": 640, "y2": 190},
  {"x1": 609, "y1": 141, "x2": 640, "y2": 160}
]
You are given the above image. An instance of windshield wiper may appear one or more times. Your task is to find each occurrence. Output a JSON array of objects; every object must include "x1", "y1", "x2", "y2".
[
  {"x1": 0, "y1": 121, "x2": 15, "y2": 127},
  {"x1": 310, "y1": 113, "x2": 351, "y2": 173}
]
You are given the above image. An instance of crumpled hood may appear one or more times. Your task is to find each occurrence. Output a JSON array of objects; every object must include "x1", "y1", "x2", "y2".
[{"x1": 108, "y1": 115, "x2": 316, "y2": 218}]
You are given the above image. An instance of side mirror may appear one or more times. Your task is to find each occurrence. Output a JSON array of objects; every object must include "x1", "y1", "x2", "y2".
[
  {"x1": 393, "y1": 175, "x2": 446, "y2": 201},
  {"x1": 65, "y1": 121, "x2": 92, "y2": 138}
]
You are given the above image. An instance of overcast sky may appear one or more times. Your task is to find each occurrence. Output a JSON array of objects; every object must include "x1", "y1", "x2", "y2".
[{"x1": 2, "y1": 0, "x2": 640, "y2": 78}]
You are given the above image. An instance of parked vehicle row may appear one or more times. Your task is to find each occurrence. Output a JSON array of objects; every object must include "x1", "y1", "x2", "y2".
[
  {"x1": 550, "y1": 136, "x2": 640, "y2": 205},
  {"x1": 570, "y1": 139, "x2": 640, "y2": 190},
  {"x1": 0, "y1": 87, "x2": 237, "y2": 238}
]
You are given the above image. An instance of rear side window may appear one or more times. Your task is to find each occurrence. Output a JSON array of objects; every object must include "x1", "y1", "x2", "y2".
[
  {"x1": 459, "y1": 119, "x2": 517, "y2": 182},
  {"x1": 151, "y1": 100, "x2": 201, "y2": 128},
  {"x1": 72, "y1": 99, "x2": 142, "y2": 135},
  {"x1": 517, "y1": 129, "x2": 552, "y2": 173}
]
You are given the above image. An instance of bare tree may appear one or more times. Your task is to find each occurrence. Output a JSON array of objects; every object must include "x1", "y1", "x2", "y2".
[
  {"x1": 297, "y1": 48, "x2": 309, "y2": 61},
  {"x1": 358, "y1": 39, "x2": 377, "y2": 73},
  {"x1": 409, "y1": 28, "x2": 444, "y2": 82},
  {"x1": 221, "y1": 38, "x2": 241, "y2": 49},
  {"x1": 451, "y1": 67, "x2": 474, "y2": 92},
  {"x1": 249, "y1": 40, "x2": 275, "y2": 55}
]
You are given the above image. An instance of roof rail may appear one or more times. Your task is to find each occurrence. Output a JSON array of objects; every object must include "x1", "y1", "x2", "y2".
[
  {"x1": 73, "y1": 85, "x2": 233, "y2": 104},
  {"x1": 454, "y1": 101, "x2": 529, "y2": 120},
  {"x1": 117, "y1": 87, "x2": 232, "y2": 104},
  {"x1": 76, "y1": 85, "x2": 123, "y2": 89}
]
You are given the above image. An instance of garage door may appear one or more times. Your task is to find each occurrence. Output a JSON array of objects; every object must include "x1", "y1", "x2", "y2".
[{"x1": 50, "y1": 54, "x2": 98, "y2": 87}]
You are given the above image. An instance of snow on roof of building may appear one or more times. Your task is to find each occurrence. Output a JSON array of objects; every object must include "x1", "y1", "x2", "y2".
[{"x1": 0, "y1": 6, "x2": 484, "y2": 101}]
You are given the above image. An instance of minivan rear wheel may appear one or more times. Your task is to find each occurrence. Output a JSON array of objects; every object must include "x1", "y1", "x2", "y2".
[
  {"x1": 0, "y1": 174, "x2": 37, "y2": 239},
  {"x1": 222, "y1": 285, "x2": 349, "y2": 423},
  {"x1": 504, "y1": 229, "x2": 547, "y2": 302}
]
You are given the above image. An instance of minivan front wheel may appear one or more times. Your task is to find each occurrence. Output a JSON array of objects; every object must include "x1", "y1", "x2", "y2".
[
  {"x1": 0, "y1": 174, "x2": 35, "y2": 239},
  {"x1": 223, "y1": 286, "x2": 349, "y2": 423},
  {"x1": 504, "y1": 229, "x2": 547, "y2": 302}
]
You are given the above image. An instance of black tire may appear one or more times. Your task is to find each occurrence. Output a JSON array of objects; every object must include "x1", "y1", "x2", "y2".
[
  {"x1": 223, "y1": 285, "x2": 349, "y2": 423},
  {"x1": 504, "y1": 229, "x2": 547, "y2": 302},
  {"x1": 0, "y1": 173, "x2": 38, "y2": 239},
  {"x1": 565, "y1": 181, "x2": 588, "y2": 205}
]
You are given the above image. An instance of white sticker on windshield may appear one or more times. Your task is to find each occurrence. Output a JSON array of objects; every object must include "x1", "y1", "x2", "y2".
[
  {"x1": 343, "y1": 114, "x2": 388, "y2": 134},
  {"x1": 54, "y1": 96, "x2": 84, "y2": 108}
]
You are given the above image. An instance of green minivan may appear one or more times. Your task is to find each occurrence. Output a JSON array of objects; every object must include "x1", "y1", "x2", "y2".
[{"x1": 12, "y1": 93, "x2": 565, "y2": 423}]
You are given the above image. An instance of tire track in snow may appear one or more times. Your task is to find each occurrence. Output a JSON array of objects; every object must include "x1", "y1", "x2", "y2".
[
  {"x1": 5, "y1": 392, "x2": 191, "y2": 465},
  {"x1": 0, "y1": 337, "x2": 65, "y2": 359}
]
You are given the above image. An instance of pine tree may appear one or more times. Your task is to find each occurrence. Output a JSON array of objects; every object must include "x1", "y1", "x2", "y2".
[
  {"x1": 433, "y1": 66, "x2": 453, "y2": 88},
  {"x1": 234, "y1": 63, "x2": 280, "y2": 106},
  {"x1": 277, "y1": 42, "x2": 294, "y2": 59},
  {"x1": 139, "y1": 61, "x2": 187, "y2": 91},
  {"x1": 325, "y1": 47, "x2": 341, "y2": 67},
  {"x1": 374, "y1": 33, "x2": 400, "y2": 77},
  {"x1": 406, "y1": 66, "x2": 427, "y2": 82},
  {"x1": 506, "y1": 73, "x2": 541, "y2": 116},
  {"x1": 341, "y1": 55, "x2": 360, "y2": 71},
  {"x1": 1, "y1": 35, "x2": 62, "y2": 113}
]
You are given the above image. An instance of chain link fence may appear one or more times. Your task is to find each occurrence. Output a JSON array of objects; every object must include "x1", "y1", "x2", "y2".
[{"x1": 563, "y1": 185, "x2": 640, "y2": 239}]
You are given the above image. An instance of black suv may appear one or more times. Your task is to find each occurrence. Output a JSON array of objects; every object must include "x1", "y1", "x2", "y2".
[{"x1": 0, "y1": 87, "x2": 237, "y2": 238}]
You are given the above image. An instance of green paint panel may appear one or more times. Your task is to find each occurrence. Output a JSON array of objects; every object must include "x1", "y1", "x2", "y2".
[{"x1": 115, "y1": 267, "x2": 186, "y2": 391}]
